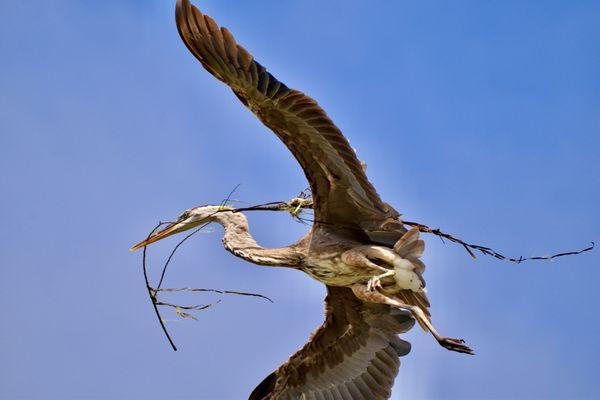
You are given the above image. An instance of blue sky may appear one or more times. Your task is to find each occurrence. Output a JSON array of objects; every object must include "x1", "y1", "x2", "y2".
[{"x1": 1, "y1": 1, "x2": 599, "y2": 399}]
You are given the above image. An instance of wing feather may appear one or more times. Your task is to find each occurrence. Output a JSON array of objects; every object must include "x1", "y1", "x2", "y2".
[
  {"x1": 248, "y1": 286, "x2": 415, "y2": 400},
  {"x1": 176, "y1": 0, "x2": 403, "y2": 234}
]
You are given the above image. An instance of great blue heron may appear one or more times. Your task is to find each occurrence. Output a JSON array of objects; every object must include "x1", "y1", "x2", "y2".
[{"x1": 132, "y1": 0, "x2": 472, "y2": 398}]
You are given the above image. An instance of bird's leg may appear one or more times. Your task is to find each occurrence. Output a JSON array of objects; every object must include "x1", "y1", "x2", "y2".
[
  {"x1": 352, "y1": 284, "x2": 474, "y2": 355},
  {"x1": 367, "y1": 269, "x2": 396, "y2": 291},
  {"x1": 342, "y1": 246, "x2": 423, "y2": 292},
  {"x1": 341, "y1": 246, "x2": 395, "y2": 291}
]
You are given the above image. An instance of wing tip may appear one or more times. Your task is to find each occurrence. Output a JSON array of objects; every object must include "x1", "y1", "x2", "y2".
[
  {"x1": 248, "y1": 370, "x2": 278, "y2": 400},
  {"x1": 175, "y1": 0, "x2": 189, "y2": 20}
]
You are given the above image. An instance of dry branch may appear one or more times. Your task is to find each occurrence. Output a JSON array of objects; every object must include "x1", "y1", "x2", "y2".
[
  {"x1": 139, "y1": 188, "x2": 593, "y2": 350},
  {"x1": 228, "y1": 193, "x2": 594, "y2": 264},
  {"x1": 140, "y1": 185, "x2": 274, "y2": 351}
]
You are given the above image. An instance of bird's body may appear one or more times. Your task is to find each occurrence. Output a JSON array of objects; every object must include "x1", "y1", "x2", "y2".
[
  {"x1": 132, "y1": 1, "x2": 473, "y2": 398},
  {"x1": 305, "y1": 249, "x2": 364, "y2": 287}
]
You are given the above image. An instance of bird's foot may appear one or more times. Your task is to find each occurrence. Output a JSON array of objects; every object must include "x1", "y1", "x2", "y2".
[
  {"x1": 366, "y1": 276, "x2": 383, "y2": 292},
  {"x1": 367, "y1": 269, "x2": 397, "y2": 292},
  {"x1": 438, "y1": 337, "x2": 474, "y2": 355}
]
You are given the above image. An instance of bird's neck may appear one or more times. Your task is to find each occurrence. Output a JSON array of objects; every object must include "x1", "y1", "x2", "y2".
[{"x1": 214, "y1": 211, "x2": 304, "y2": 267}]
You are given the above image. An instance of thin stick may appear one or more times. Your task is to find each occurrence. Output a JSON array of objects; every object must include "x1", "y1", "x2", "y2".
[
  {"x1": 156, "y1": 287, "x2": 273, "y2": 303},
  {"x1": 225, "y1": 195, "x2": 594, "y2": 264},
  {"x1": 155, "y1": 222, "x2": 210, "y2": 291},
  {"x1": 402, "y1": 220, "x2": 595, "y2": 263},
  {"x1": 155, "y1": 300, "x2": 221, "y2": 311},
  {"x1": 139, "y1": 190, "x2": 592, "y2": 351},
  {"x1": 140, "y1": 185, "x2": 273, "y2": 350},
  {"x1": 155, "y1": 184, "x2": 242, "y2": 291},
  {"x1": 142, "y1": 222, "x2": 178, "y2": 351},
  {"x1": 221, "y1": 183, "x2": 242, "y2": 208}
]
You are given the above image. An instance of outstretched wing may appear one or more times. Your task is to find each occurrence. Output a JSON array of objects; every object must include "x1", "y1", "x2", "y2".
[
  {"x1": 176, "y1": 0, "x2": 402, "y2": 234},
  {"x1": 249, "y1": 286, "x2": 415, "y2": 400}
]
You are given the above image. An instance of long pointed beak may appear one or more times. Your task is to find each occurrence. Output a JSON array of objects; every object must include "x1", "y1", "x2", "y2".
[{"x1": 130, "y1": 222, "x2": 187, "y2": 251}]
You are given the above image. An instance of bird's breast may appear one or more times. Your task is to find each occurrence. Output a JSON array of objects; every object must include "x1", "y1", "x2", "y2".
[{"x1": 302, "y1": 253, "x2": 370, "y2": 287}]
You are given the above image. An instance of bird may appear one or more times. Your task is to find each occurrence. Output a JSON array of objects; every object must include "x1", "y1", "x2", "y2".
[{"x1": 132, "y1": 0, "x2": 473, "y2": 398}]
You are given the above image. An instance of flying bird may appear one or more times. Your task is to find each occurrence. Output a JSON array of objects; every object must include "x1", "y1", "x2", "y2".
[{"x1": 133, "y1": 0, "x2": 473, "y2": 398}]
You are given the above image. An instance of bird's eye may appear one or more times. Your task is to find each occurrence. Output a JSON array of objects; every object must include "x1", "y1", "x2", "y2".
[{"x1": 178, "y1": 211, "x2": 190, "y2": 221}]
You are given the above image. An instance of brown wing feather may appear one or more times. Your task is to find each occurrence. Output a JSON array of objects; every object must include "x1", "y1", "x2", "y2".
[
  {"x1": 249, "y1": 286, "x2": 415, "y2": 400},
  {"x1": 175, "y1": 0, "x2": 401, "y2": 234}
]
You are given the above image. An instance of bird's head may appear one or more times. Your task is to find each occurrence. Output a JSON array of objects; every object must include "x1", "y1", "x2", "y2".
[{"x1": 130, "y1": 205, "x2": 233, "y2": 251}]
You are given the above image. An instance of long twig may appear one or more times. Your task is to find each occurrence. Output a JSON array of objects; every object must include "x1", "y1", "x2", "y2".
[
  {"x1": 401, "y1": 220, "x2": 594, "y2": 263},
  {"x1": 140, "y1": 185, "x2": 275, "y2": 351},
  {"x1": 156, "y1": 287, "x2": 273, "y2": 303},
  {"x1": 142, "y1": 222, "x2": 178, "y2": 351},
  {"x1": 155, "y1": 300, "x2": 221, "y2": 311},
  {"x1": 226, "y1": 195, "x2": 593, "y2": 264},
  {"x1": 139, "y1": 190, "x2": 592, "y2": 351},
  {"x1": 155, "y1": 223, "x2": 210, "y2": 291},
  {"x1": 155, "y1": 183, "x2": 242, "y2": 291}
]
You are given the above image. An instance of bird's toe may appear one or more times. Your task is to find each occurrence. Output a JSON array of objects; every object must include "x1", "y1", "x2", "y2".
[{"x1": 439, "y1": 337, "x2": 475, "y2": 355}]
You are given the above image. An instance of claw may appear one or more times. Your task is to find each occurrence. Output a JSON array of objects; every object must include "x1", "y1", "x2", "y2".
[
  {"x1": 438, "y1": 337, "x2": 474, "y2": 355},
  {"x1": 367, "y1": 276, "x2": 383, "y2": 292}
]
